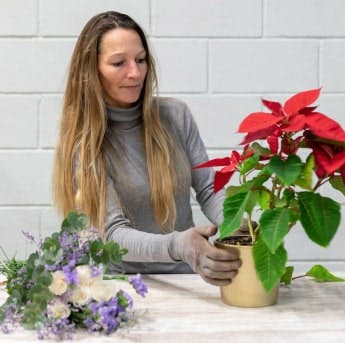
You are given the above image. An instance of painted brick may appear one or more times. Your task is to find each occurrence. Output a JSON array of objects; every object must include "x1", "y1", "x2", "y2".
[
  {"x1": 0, "y1": 152, "x2": 54, "y2": 205},
  {"x1": 180, "y1": 95, "x2": 260, "y2": 148},
  {"x1": 319, "y1": 94, "x2": 345, "y2": 124},
  {"x1": 0, "y1": 208, "x2": 40, "y2": 260},
  {"x1": 0, "y1": 0, "x2": 37, "y2": 36},
  {"x1": 0, "y1": 95, "x2": 38, "y2": 148},
  {"x1": 39, "y1": 95, "x2": 63, "y2": 148},
  {"x1": 210, "y1": 40, "x2": 319, "y2": 92},
  {"x1": 39, "y1": 0, "x2": 150, "y2": 36},
  {"x1": 265, "y1": 0, "x2": 345, "y2": 37},
  {"x1": 152, "y1": 0, "x2": 262, "y2": 37},
  {"x1": 40, "y1": 207, "x2": 62, "y2": 238},
  {"x1": 0, "y1": 39, "x2": 75, "y2": 92},
  {"x1": 285, "y1": 217, "x2": 345, "y2": 260},
  {"x1": 321, "y1": 41, "x2": 345, "y2": 92},
  {"x1": 152, "y1": 39, "x2": 207, "y2": 92}
]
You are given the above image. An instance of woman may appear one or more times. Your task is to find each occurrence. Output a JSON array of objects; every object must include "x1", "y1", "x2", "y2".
[{"x1": 53, "y1": 11, "x2": 240, "y2": 286}]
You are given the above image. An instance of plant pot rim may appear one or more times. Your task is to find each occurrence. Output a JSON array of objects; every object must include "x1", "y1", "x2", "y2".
[{"x1": 215, "y1": 235, "x2": 254, "y2": 248}]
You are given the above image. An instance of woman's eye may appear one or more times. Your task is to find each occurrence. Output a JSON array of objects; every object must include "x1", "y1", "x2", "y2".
[
  {"x1": 136, "y1": 58, "x2": 146, "y2": 64},
  {"x1": 112, "y1": 61, "x2": 124, "y2": 67}
]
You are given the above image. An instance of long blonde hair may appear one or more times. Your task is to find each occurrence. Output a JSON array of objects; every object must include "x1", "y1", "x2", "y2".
[{"x1": 53, "y1": 11, "x2": 184, "y2": 234}]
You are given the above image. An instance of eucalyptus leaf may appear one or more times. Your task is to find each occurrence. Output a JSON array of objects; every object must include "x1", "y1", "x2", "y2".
[{"x1": 61, "y1": 212, "x2": 88, "y2": 233}]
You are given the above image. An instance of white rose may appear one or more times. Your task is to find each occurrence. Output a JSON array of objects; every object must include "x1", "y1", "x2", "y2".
[
  {"x1": 49, "y1": 270, "x2": 68, "y2": 295},
  {"x1": 47, "y1": 299, "x2": 71, "y2": 319},
  {"x1": 90, "y1": 281, "x2": 116, "y2": 302},
  {"x1": 69, "y1": 285, "x2": 91, "y2": 307},
  {"x1": 76, "y1": 265, "x2": 102, "y2": 287}
]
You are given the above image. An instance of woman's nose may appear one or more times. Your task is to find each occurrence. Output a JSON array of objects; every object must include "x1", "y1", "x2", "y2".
[{"x1": 127, "y1": 61, "x2": 141, "y2": 78}]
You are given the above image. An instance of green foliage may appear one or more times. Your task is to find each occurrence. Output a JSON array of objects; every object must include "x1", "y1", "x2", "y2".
[
  {"x1": 219, "y1": 141, "x2": 344, "y2": 293},
  {"x1": 202, "y1": 90, "x2": 345, "y2": 295},
  {"x1": 267, "y1": 155, "x2": 302, "y2": 186},
  {"x1": 306, "y1": 265, "x2": 345, "y2": 282},
  {"x1": 295, "y1": 154, "x2": 314, "y2": 190},
  {"x1": 298, "y1": 192, "x2": 340, "y2": 247},
  {"x1": 0, "y1": 212, "x2": 128, "y2": 331},
  {"x1": 253, "y1": 238, "x2": 287, "y2": 292},
  {"x1": 281, "y1": 266, "x2": 294, "y2": 285},
  {"x1": 329, "y1": 175, "x2": 345, "y2": 196},
  {"x1": 259, "y1": 208, "x2": 291, "y2": 253},
  {"x1": 220, "y1": 192, "x2": 249, "y2": 239}
]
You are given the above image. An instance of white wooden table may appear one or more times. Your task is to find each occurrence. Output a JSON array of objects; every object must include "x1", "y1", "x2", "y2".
[{"x1": 1, "y1": 274, "x2": 345, "y2": 342}]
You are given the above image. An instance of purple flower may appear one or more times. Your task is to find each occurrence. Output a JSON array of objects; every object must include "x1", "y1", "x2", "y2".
[
  {"x1": 89, "y1": 264, "x2": 102, "y2": 278},
  {"x1": 45, "y1": 264, "x2": 58, "y2": 272},
  {"x1": 21, "y1": 230, "x2": 35, "y2": 243},
  {"x1": 63, "y1": 260, "x2": 78, "y2": 285},
  {"x1": 129, "y1": 274, "x2": 148, "y2": 297},
  {"x1": 85, "y1": 298, "x2": 120, "y2": 334},
  {"x1": 1, "y1": 324, "x2": 10, "y2": 334},
  {"x1": 119, "y1": 290, "x2": 133, "y2": 310}
]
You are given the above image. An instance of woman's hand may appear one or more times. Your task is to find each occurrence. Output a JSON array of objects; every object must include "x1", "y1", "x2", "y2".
[{"x1": 169, "y1": 226, "x2": 241, "y2": 286}]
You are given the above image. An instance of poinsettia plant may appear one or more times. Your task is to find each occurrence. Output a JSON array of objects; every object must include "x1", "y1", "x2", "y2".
[{"x1": 196, "y1": 88, "x2": 345, "y2": 292}]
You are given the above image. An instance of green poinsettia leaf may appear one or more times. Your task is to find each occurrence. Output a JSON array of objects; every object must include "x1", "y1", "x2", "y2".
[
  {"x1": 220, "y1": 192, "x2": 250, "y2": 239},
  {"x1": 298, "y1": 192, "x2": 340, "y2": 247},
  {"x1": 258, "y1": 189, "x2": 271, "y2": 210},
  {"x1": 225, "y1": 185, "x2": 243, "y2": 197},
  {"x1": 239, "y1": 152, "x2": 260, "y2": 175},
  {"x1": 295, "y1": 153, "x2": 314, "y2": 190},
  {"x1": 259, "y1": 208, "x2": 291, "y2": 253},
  {"x1": 306, "y1": 264, "x2": 345, "y2": 282},
  {"x1": 253, "y1": 237, "x2": 287, "y2": 292},
  {"x1": 251, "y1": 142, "x2": 271, "y2": 156},
  {"x1": 267, "y1": 155, "x2": 302, "y2": 186},
  {"x1": 281, "y1": 265, "x2": 294, "y2": 285},
  {"x1": 282, "y1": 188, "x2": 295, "y2": 204},
  {"x1": 329, "y1": 175, "x2": 345, "y2": 196},
  {"x1": 245, "y1": 189, "x2": 259, "y2": 214}
]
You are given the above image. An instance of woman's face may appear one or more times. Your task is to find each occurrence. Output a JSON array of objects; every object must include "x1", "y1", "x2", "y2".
[{"x1": 98, "y1": 28, "x2": 148, "y2": 108}]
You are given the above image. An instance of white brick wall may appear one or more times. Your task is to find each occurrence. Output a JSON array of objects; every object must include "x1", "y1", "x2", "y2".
[{"x1": 0, "y1": 0, "x2": 344, "y2": 271}]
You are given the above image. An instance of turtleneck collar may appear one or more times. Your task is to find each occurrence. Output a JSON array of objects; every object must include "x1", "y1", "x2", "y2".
[{"x1": 106, "y1": 101, "x2": 142, "y2": 130}]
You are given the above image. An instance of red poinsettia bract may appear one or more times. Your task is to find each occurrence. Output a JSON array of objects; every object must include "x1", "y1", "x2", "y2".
[
  {"x1": 194, "y1": 148, "x2": 254, "y2": 193},
  {"x1": 238, "y1": 88, "x2": 345, "y2": 144}
]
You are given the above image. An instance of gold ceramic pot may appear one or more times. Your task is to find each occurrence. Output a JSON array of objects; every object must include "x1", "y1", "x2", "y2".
[{"x1": 215, "y1": 238, "x2": 279, "y2": 307}]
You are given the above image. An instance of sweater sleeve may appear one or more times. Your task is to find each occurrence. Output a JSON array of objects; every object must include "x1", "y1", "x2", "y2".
[
  {"x1": 104, "y1": 177, "x2": 178, "y2": 263},
  {"x1": 182, "y1": 103, "x2": 225, "y2": 227}
]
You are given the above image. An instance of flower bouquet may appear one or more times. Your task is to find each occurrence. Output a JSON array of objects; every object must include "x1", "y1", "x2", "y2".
[
  {"x1": 0, "y1": 212, "x2": 148, "y2": 340},
  {"x1": 196, "y1": 88, "x2": 345, "y2": 296}
]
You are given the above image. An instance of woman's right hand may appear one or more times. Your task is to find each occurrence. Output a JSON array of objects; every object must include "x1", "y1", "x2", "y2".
[{"x1": 169, "y1": 226, "x2": 242, "y2": 286}]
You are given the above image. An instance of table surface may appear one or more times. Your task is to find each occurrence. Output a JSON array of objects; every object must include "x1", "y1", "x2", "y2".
[{"x1": 0, "y1": 273, "x2": 345, "y2": 343}]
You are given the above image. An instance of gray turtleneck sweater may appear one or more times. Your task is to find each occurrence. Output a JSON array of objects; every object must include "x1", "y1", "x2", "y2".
[{"x1": 104, "y1": 97, "x2": 224, "y2": 274}]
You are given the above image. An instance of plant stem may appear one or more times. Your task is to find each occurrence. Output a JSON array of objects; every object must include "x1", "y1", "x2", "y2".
[
  {"x1": 313, "y1": 177, "x2": 330, "y2": 192},
  {"x1": 247, "y1": 217, "x2": 255, "y2": 243},
  {"x1": 0, "y1": 258, "x2": 11, "y2": 272},
  {"x1": 292, "y1": 274, "x2": 306, "y2": 280},
  {"x1": 103, "y1": 274, "x2": 128, "y2": 281},
  {"x1": 0, "y1": 246, "x2": 9, "y2": 261}
]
